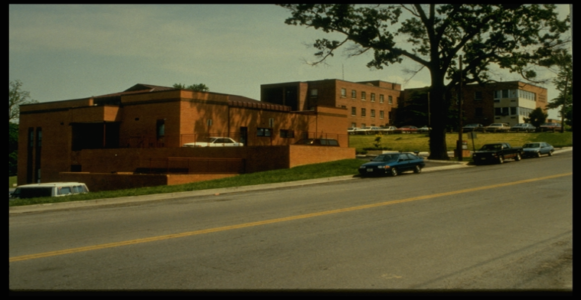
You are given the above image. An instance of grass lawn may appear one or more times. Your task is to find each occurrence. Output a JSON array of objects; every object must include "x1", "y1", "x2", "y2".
[
  {"x1": 349, "y1": 131, "x2": 573, "y2": 153},
  {"x1": 9, "y1": 130, "x2": 571, "y2": 207}
]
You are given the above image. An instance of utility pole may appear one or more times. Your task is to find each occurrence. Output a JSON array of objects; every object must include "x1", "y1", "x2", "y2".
[{"x1": 457, "y1": 56, "x2": 464, "y2": 161}]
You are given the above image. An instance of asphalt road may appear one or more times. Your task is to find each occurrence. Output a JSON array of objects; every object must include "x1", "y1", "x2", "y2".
[{"x1": 9, "y1": 151, "x2": 572, "y2": 291}]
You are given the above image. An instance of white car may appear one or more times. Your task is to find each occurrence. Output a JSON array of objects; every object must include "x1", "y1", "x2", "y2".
[
  {"x1": 10, "y1": 182, "x2": 89, "y2": 200},
  {"x1": 182, "y1": 137, "x2": 244, "y2": 147}
]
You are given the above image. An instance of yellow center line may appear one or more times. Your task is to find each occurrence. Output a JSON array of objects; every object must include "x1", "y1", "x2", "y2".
[{"x1": 10, "y1": 172, "x2": 571, "y2": 263}]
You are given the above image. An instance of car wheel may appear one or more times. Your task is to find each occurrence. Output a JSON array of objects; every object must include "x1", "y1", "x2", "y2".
[
  {"x1": 515, "y1": 153, "x2": 521, "y2": 161},
  {"x1": 548, "y1": 151, "x2": 553, "y2": 156},
  {"x1": 537, "y1": 152, "x2": 542, "y2": 158},
  {"x1": 391, "y1": 167, "x2": 398, "y2": 176},
  {"x1": 414, "y1": 165, "x2": 422, "y2": 174},
  {"x1": 498, "y1": 156, "x2": 504, "y2": 164}
]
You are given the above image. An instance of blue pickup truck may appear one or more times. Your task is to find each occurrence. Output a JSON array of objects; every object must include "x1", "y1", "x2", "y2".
[{"x1": 472, "y1": 143, "x2": 523, "y2": 165}]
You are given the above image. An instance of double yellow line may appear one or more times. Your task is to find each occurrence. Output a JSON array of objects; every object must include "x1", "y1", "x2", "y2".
[{"x1": 10, "y1": 173, "x2": 571, "y2": 263}]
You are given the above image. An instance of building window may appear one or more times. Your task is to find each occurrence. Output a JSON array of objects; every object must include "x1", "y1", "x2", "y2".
[
  {"x1": 370, "y1": 93, "x2": 375, "y2": 102},
  {"x1": 495, "y1": 108, "x2": 502, "y2": 116},
  {"x1": 510, "y1": 107, "x2": 517, "y2": 115},
  {"x1": 361, "y1": 91, "x2": 366, "y2": 100},
  {"x1": 502, "y1": 107, "x2": 509, "y2": 116},
  {"x1": 494, "y1": 90, "x2": 502, "y2": 99},
  {"x1": 156, "y1": 119, "x2": 165, "y2": 138},
  {"x1": 474, "y1": 91, "x2": 483, "y2": 101},
  {"x1": 351, "y1": 122, "x2": 356, "y2": 127},
  {"x1": 388, "y1": 95, "x2": 393, "y2": 105},
  {"x1": 206, "y1": 119, "x2": 212, "y2": 127},
  {"x1": 341, "y1": 88, "x2": 346, "y2": 98},
  {"x1": 269, "y1": 118, "x2": 274, "y2": 128},
  {"x1": 310, "y1": 89, "x2": 318, "y2": 97},
  {"x1": 257, "y1": 128, "x2": 272, "y2": 137},
  {"x1": 351, "y1": 90, "x2": 357, "y2": 98},
  {"x1": 351, "y1": 107, "x2": 356, "y2": 116},
  {"x1": 502, "y1": 89, "x2": 509, "y2": 98},
  {"x1": 380, "y1": 110, "x2": 384, "y2": 119},
  {"x1": 361, "y1": 108, "x2": 366, "y2": 117},
  {"x1": 379, "y1": 94, "x2": 384, "y2": 103},
  {"x1": 280, "y1": 129, "x2": 294, "y2": 138},
  {"x1": 371, "y1": 109, "x2": 375, "y2": 118},
  {"x1": 361, "y1": 123, "x2": 366, "y2": 128}
]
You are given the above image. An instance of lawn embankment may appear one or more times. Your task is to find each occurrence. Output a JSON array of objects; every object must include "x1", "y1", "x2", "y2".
[
  {"x1": 349, "y1": 131, "x2": 572, "y2": 153},
  {"x1": 9, "y1": 159, "x2": 364, "y2": 207}
]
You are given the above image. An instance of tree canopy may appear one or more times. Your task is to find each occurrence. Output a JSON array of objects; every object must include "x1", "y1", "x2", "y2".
[
  {"x1": 280, "y1": 4, "x2": 570, "y2": 159},
  {"x1": 526, "y1": 107, "x2": 548, "y2": 129},
  {"x1": 546, "y1": 51, "x2": 572, "y2": 132},
  {"x1": 9, "y1": 80, "x2": 37, "y2": 123},
  {"x1": 173, "y1": 83, "x2": 210, "y2": 92}
]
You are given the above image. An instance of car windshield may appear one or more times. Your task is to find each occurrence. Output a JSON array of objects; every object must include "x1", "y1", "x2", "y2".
[
  {"x1": 480, "y1": 144, "x2": 502, "y2": 151},
  {"x1": 200, "y1": 138, "x2": 218, "y2": 143},
  {"x1": 372, "y1": 154, "x2": 399, "y2": 162},
  {"x1": 523, "y1": 143, "x2": 540, "y2": 148}
]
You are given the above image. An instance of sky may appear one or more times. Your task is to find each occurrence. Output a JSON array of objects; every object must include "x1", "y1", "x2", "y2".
[{"x1": 9, "y1": 4, "x2": 572, "y2": 119}]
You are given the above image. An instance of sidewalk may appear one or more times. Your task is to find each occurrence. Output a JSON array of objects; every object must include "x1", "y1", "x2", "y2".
[{"x1": 9, "y1": 147, "x2": 571, "y2": 215}]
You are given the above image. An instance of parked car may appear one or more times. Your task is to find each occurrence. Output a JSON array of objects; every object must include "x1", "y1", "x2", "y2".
[
  {"x1": 522, "y1": 142, "x2": 554, "y2": 158},
  {"x1": 347, "y1": 127, "x2": 359, "y2": 135},
  {"x1": 10, "y1": 182, "x2": 89, "y2": 200},
  {"x1": 511, "y1": 123, "x2": 536, "y2": 132},
  {"x1": 472, "y1": 143, "x2": 522, "y2": 164},
  {"x1": 380, "y1": 126, "x2": 398, "y2": 133},
  {"x1": 397, "y1": 125, "x2": 418, "y2": 133},
  {"x1": 418, "y1": 126, "x2": 431, "y2": 133},
  {"x1": 294, "y1": 138, "x2": 339, "y2": 146},
  {"x1": 183, "y1": 137, "x2": 244, "y2": 147},
  {"x1": 483, "y1": 123, "x2": 511, "y2": 133},
  {"x1": 539, "y1": 122, "x2": 562, "y2": 132},
  {"x1": 359, "y1": 152, "x2": 425, "y2": 177},
  {"x1": 463, "y1": 123, "x2": 484, "y2": 131}
]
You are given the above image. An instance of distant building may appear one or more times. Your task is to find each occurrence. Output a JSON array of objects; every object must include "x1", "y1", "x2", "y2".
[{"x1": 261, "y1": 79, "x2": 402, "y2": 128}]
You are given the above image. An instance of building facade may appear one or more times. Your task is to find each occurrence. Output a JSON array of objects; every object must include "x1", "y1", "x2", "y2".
[
  {"x1": 18, "y1": 84, "x2": 353, "y2": 190},
  {"x1": 261, "y1": 79, "x2": 402, "y2": 128}
]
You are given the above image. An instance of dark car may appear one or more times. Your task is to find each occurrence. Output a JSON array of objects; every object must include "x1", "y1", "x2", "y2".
[
  {"x1": 522, "y1": 142, "x2": 554, "y2": 158},
  {"x1": 359, "y1": 152, "x2": 425, "y2": 177},
  {"x1": 294, "y1": 138, "x2": 339, "y2": 146},
  {"x1": 539, "y1": 123, "x2": 562, "y2": 132},
  {"x1": 463, "y1": 123, "x2": 484, "y2": 131}
]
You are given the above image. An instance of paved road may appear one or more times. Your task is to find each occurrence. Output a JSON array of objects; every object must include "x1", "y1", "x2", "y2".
[{"x1": 9, "y1": 150, "x2": 571, "y2": 291}]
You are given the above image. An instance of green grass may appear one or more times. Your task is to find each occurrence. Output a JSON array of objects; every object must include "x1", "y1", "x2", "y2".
[
  {"x1": 9, "y1": 159, "x2": 364, "y2": 207},
  {"x1": 349, "y1": 131, "x2": 572, "y2": 153},
  {"x1": 9, "y1": 130, "x2": 571, "y2": 207}
]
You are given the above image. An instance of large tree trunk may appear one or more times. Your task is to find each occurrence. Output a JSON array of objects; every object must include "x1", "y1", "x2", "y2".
[{"x1": 427, "y1": 77, "x2": 450, "y2": 160}]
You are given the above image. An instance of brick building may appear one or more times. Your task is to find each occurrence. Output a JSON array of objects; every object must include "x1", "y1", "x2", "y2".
[
  {"x1": 261, "y1": 79, "x2": 402, "y2": 129},
  {"x1": 18, "y1": 84, "x2": 353, "y2": 191},
  {"x1": 400, "y1": 81, "x2": 548, "y2": 127}
]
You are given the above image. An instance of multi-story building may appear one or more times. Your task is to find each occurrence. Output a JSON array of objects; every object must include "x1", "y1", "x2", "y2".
[
  {"x1": 400, "y1": 81, "x2": 548, "y2": 127},
  {"x1": 261, "y1": 79, "x2": 402, "y2": 128}
]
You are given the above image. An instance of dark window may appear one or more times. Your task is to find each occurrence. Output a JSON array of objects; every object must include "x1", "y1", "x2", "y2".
[
  {"x1": 474, "y1": 91, "x2": 483, "y2": 101},
  {"x1": 280, "y1": 130, "x2": 294, "y2": 138},
  {"x1": 156, "y1": 119, "x2": 165, "y2": 138},
  {"x1": 510, "y1": 107, "x2": 517, "y2": 115},
  {"x1": 257, "y1": 128, "x2": 271, "y2": 137},
  {"x1": 361, "y1": 108, "x2": 366, "y2": 117}
]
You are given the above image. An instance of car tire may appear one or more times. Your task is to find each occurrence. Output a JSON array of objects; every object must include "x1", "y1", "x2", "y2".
[
  {"x1": 391, "y1": 167, "x2": 398, "y2": 176},
  {"x1": 537, "y1": 152, "x2": 542, "y2": 158},
  {"x1": 498, "y1": 156, "x2": 504, "y2": 164},
  {"x1": 414, "y1": 165, "x2": 422, "y2": 174},
  {"x1": 515, "y1": 153, "x2": 521, "y2": 161},
  {"x1": 548, "y1": 151, "x2": 553, "y2": 156}
]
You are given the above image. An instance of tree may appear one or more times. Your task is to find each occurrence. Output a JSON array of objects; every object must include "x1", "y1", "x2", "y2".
[
  {"x1": 173, "y1": 83, "x2": 210, "y2": 92},
  {"x1": 279, "y1": 4, "x2": 570, "y2": 159},
  {"x1": 526, "y1": 107, "x2": 548, "y2": 129},
  {"x1": 545, "y1": 51, "x2": 572, "y2": 132},
  {"x1": 9, "y1": 80, "x2": 37, "y2": 123}
]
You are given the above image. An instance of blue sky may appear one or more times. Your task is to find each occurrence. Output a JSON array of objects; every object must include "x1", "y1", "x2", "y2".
[{"x1": 9, "y1": 4, "x2": 571, "y2": 118}]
